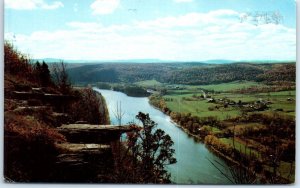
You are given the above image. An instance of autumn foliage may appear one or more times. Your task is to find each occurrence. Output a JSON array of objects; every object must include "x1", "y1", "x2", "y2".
[
  {"x1": 4, "y1": 113, "x2": 65, "y2": 181},
  {"x1": 68, "y1": 88, "x2": 109, "y2": 124}
]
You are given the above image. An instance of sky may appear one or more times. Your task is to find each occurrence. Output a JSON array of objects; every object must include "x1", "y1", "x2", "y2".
[{"x1": 4, "y1": 0, "x2": 297, "y2": 61}]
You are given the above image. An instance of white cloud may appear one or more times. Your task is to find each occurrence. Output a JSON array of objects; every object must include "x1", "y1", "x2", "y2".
[
  {"x1": 134, "y1": 10, "x2": 241, "y2": 29},
  {"x1": 67, "y1": 22, "x2": 103, "y2": 31},
  {"x1": 5, "y1": 9, "x2": 296, "y2": 61},
  {"x1": 5, "y1": 0, "x2": 63, "y2": 10},
  {"x1": 90, "y1": 0, "x2": 120, "y2": 15},
  {"x1": 174, "y1": 0, "x2": 194, "y2": 3}
]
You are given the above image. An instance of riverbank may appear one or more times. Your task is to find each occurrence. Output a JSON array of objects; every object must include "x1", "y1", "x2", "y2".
[
  {"x1": 147, "y1": 93, "x2": 242, "y2": 163},
  {"x1": 94, "y1": 83, "x2": 150, "y2": 97},
  {"x1": 149, "y1": 99, "x2": 238, "y2": 162},
  {"x1": 95, "y1": 88, "x2": 233, "y2": 184},
  {"x1": 147, "y1": 94, "x2": 294, "y2": 184},
  {"x1": 147, "y1": 99, "x2": 264, "y2": 183}
]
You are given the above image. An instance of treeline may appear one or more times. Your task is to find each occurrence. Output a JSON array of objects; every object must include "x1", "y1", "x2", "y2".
[
  {"x1": 256, "y1": 64, "x2": 296, "y2": 83},
  {"x1": 233, "y1": 113, "x2": 295, "y2": 162},
  {"x1": 66, "y1": 62, "x2": 295, "y2": 85},
  {"x1": 67, "y1": 64, "x2": 120, "y2": 83},
  {"x1": 113, "y1": 85, "x2": 150, "y2": 97},
  {"x1": 96, "y1": 82, "x2": 150, "y2": 97},
  {"x1": 165, "y1": 64, "x2": 264, "y2": 85},
  {"x1": 234, "y1": 84, "x2": 295, "y2": 94}
]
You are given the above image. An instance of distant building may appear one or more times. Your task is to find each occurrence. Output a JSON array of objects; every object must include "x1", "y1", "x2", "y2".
[{"x1": 207, "y1": 98, "x2": 215, "y2": 103}]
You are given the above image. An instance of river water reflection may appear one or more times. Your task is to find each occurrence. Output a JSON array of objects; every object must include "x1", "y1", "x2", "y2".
[{"x1": 94, "y1": 88, "x2": 231, "y2": 184}]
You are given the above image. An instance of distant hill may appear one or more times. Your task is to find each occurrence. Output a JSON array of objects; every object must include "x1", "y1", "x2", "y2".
[
  {"x1": 35, "y1": 58, "x2": 235, "y2": 64},
  {"x1": 202, "y1": 59, "x2": 235, "y2": 64},
  {"x1": 35, "y1": 58, "x2": 294, "y2": 65},
  {"x1": 65, "y1": 62, "x2": 295, "y2": 85},
  {"x1": 34, "y1": 58, "x2": 168, "y2": 64}
]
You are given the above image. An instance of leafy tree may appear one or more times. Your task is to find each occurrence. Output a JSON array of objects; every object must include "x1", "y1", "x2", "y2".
[
  {"x1": 117, "y1": 112, "x2": 176, "y2": 183},
  {"x1": 52, "y1": 62, "x2": 71, "y2": 94}
]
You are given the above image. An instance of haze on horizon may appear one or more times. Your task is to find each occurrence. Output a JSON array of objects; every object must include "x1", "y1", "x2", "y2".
[{"x1": 4, "y1": 0, "x2": 296, "y2": 62}]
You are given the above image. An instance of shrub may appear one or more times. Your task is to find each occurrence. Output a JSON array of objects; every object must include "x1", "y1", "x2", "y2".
[
  {"x1": 204, "y1": 135, "x2": 233, "y2": 155},
  {"x1": 4, "y1": 41, "x2": 33, "y2": 79},
  {"x1": 4, "y1": 113, "x2": 65, "y2": 182}
]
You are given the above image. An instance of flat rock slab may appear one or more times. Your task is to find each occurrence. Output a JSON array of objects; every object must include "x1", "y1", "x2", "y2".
[
  {"x1": 56, "y1": 124, "x2": 139, "y2": 144},
  {"x1": 13, "y1": 106, "x2": 51, "y2": 114},
  {"x1": 56, "y1": 143, "x2": 111, "y2": 153},
  {"x1": 56, "y1": 153, "x2": 86, "y2": 164},
  {"x1": 58, "y1": 124, "x2": 135, "y2": 132}
]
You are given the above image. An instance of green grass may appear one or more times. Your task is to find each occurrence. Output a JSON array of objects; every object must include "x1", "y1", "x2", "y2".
[
  {"x1": 211, "y1": 126, "x2": 222, "y2": 134},
  {"x1": 278, "y1": 161, "x2": 295, "y2": 182},
  {"x1": 186, "y1": 81, "x2": 265, "y2": 92},
  {"x1": 135, "y1": 79, "x2": 163, "y2": 87},
  {"x1": 204, "y1": 91, "x2": 295, "y2": 116},
  {"x1": 166, "y1": 89, "x2": 195, "y2": 96},
  {"x1": 259, "y1": 90, "x2": 295, "y2": 96},
  {"x1": 164, "y1": 95, "x2": 241, "y2": 120},
  {"x1": 163, "y1": 81, "x2": 295, "y2": 120},
  {"x1": 212, "y1": 93, "x2": 258, "y2": 102},
  {"x1": 219, "y1": 138, "x2": 259, "y2": 157}
]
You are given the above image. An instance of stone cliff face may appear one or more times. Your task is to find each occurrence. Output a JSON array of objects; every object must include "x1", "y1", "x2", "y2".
[
  {"x1": 4, "y1": 82, "x2": 132, "y2": 182},
  {"x1": 96, "y1": 92, "x2": 110, "y2": 125}
]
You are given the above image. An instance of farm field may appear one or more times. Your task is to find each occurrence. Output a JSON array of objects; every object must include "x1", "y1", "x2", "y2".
[
  {"x1": 135, "y1": 79, "x2": 163, "y2": 87},
  {"x1": 187, "y1": 81, "x2": 267, "y2": 92},
  {"x1": 147, "y1": 80, "x2": 295, "y2": 183},
  {"x1": 164, "y1": 96, "x2": 241, "y2": 120},
  {"x1": 162, "y1": 83, "x2": 295, "y2": 119}
]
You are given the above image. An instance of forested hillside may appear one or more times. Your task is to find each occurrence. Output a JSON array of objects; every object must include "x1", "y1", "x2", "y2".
[{"x1": 66, "y1": 62, "x2": 295, "y2": 85}]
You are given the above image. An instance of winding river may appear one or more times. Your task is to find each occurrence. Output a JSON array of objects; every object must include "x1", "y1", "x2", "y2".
[{"x1": 94, "y1": 88, "x2": 232, "y2": 184}]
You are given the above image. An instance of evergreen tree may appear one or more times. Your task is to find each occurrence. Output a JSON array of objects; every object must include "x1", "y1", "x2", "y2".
[
  {"x1": 40, "y1": 61, "x2": 52, "y2": 87},
  {"x1": 33, "y1": 61, "x2": 52, "y2": 87},
  {"x1": 34, "y1": 61, "x2": 42, "y2": 84}
]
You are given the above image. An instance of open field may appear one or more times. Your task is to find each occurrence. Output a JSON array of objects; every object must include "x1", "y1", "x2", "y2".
[
  {"x1": 164, "y1": 96, "x2": 241, "y2": 120},
  {"x1": 163, "y1": 82, "x2": 295, "y2": 119},
  {"x1": 187, "y1": 81, "x2": 266, "y2": 92},
  {"x1": 135, "y1": 79, "x2": 163, "y2": 87},
  {"x1": 135, "y1": 80, "x2": 267, "y2": 92}
]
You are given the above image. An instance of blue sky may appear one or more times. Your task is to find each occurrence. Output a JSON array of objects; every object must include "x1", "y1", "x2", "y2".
[{"x1": 4, "y1": 0, "x2": 296, "y2": 61}]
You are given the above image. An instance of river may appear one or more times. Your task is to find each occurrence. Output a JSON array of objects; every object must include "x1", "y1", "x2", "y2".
[{"x1": 94, "y1": 88, "x2": 232, "y2": 184}]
